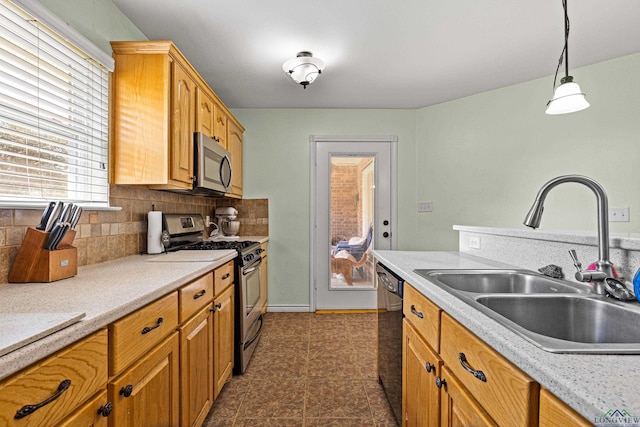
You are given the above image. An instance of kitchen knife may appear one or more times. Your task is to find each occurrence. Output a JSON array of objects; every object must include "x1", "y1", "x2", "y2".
[
  {"x1": 44, "y1": 201, "x2": 63, "y2": 232},
  {"x1": 70, "y1": 206, "x2": 82, "y2": 229},
  {"x1": 59, "y1": 203, "x2": 73, "y2": 224},
  {"x1": 36, "y1": 202, "x2": 56, "y2": 230},
  {"x1": 44, "y1": 222, "x2": 64, "y2": 250},
  {"x1": 51, "y1": 223, "x2": 70, "y2": 250}
]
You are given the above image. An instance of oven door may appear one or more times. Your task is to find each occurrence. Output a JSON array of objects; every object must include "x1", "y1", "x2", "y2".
[{"x1": 241, "y1": 257, "x2": 263, "y2": 338}]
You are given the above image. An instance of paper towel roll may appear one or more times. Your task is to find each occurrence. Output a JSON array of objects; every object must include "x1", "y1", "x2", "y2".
[{"x1": 147, "y1": 211, "x2": 163, "y2": 254}]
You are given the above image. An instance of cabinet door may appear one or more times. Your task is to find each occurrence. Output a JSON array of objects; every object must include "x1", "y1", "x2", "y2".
[
  {"x1": 539, "y1": 388, "x2": 591, "y2": 427},
  {"x1": 179, "y1": 305, "x2": 214, "y2": 427},
  {"x1": 260, "y1": 243, "x2": 268, "y2": 314},
  {"x1": 213, "y1": 285, "x2": 234, "y2": 399},
  {"x1": 57, "y1": 390, "x2": 111, "y2": 427},
  {"x1": 109, "y1": 333, "x2": 179, "y2": 427},
  {"x1": 213, "y1": 104, "x2": 228, "y2": 149},
  {"x1": 170, "y1": 61, "x2": 196, "y2": 185},
  {"x1": 403, "y1": 320, "x2": 441, "y2": 427},
  {"x1": 439, "y1": 366, "x2": 497, "y2": 427},
  {"x1": 195, "y1": 88, "x2": 215, "y2": 138},
  {"x1": 227, "y1": 119, "x2": 243, "y2": 197}
]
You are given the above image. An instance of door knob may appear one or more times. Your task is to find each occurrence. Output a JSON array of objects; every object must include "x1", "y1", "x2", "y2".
[
  {"x1": 383, "y1": 220, "x2": 389, "y2": 226},
  {"x1": 383, "y1": 232, "x2": 389, "y2": 238}
]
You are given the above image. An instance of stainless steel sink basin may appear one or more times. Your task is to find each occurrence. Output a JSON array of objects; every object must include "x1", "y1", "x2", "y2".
[
  {"x1": 415, "y1": 269, "x2": 587, "y2": 294},
  {"x1": 474, "y1": 295, "x2": 640, "y2": 353}
]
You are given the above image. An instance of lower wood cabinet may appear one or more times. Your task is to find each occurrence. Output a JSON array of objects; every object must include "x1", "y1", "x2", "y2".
[
  {"x1": 402, "y1": 320, "x2": 441, "y2": 427},
  {"x1": 108, "y1": 332, "x2": 180, "y2": 427},
  {"x1": 179, "y1": 304, "x2": 214, "y2": 427},
  {"x1": 539, "y1": 388, "x2": 591, "y2": 427},
  {"x1": 438, "y1": 365, "x2": 497, "y2": 426},
  {"x1": 213, "y1": 284, "x2": 234, "y2": 399},
  {"x1": 0, "y1": 329, "x2": 108, "y2": 427},
  {"x1": 57, "y1": 389, "x2": 111, "y2": 427}
]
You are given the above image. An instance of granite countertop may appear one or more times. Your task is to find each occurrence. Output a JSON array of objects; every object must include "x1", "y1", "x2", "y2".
[
  {"x1": 0, "y1": 250, "x2": 237, "y2": 380},
  {"x1": 373, "y1": 250, "x2": 640, "y2": 422}
]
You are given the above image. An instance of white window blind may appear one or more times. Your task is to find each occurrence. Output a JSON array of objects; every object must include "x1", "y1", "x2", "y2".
[{"x1": 0, "y1": 0, "x2": 109, "y2": 207}]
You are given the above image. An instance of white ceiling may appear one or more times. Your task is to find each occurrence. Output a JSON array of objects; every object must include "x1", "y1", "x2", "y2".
[{"x1": 111, "y1": 0, "x2": 640, "y2": 109}]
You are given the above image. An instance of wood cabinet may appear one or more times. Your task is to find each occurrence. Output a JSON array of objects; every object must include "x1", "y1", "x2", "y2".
[
  {"x1": 439, "y1": 365, "x2": 497, "y2": 427},
  {"x1": 108, "y1": 333, "x2": 180, "y2": 427},
  {"x1": 110, "y1": 40, "x2": 244, "y2": 196},
  {"x1": 260, "y1": 242, "x2": 268, "y2": 314},
  {"x1": 539, "y1": 388, "x2": 591, "y2": 427},
  {"x1": 227, "y1": 119, "x2": 244, "y2": 198},
  {"x1": 57, "y1": 390, "x2": 111, "y2": 427},
  {"x1": 212, "y1": 283, "x2": 234, "y2": 399},
  {"x1": 402, "y1": 320, "x2": 441, "y2": 427},
  {"x1": 0, "y1": 330, "x2": 108, "y2": 427},
  {"x1": 179, "y1": 305, "x2": 214, "y2": 427}
]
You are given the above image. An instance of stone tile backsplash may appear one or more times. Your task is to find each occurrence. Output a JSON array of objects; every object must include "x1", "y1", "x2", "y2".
[{"x1": 0, "y1": 185, "x2": 268, "y2": 284}]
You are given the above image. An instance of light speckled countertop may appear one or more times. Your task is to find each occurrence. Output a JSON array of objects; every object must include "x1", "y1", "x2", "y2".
[
  {"x1": 0, "y1": 250, "x2": 237, "y2": 380},
  {"x1": 373, "y1": 250, "x2": 640, "y2": 422}
]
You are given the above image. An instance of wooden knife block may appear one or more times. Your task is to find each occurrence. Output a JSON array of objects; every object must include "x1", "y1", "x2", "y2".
[{"x1": 9, "y1": 227, "x2": 78, "y2": 283}]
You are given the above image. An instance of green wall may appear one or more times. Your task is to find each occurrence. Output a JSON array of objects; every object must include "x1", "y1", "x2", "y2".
[{"x1": 34, "y1": 0, "x2": 640, "y2": 308}]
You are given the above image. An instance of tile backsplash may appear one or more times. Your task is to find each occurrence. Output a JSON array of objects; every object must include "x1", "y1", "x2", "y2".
[{"x1": 0, "y1": 185, "x2": 268, "y2": 284}]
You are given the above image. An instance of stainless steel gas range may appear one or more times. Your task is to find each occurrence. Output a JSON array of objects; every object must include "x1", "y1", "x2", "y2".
[{"x1": 161, "y1": 213, "x2": 264, "y2": 374}]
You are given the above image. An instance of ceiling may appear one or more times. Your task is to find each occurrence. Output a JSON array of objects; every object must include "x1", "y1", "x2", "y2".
[{"x1": 111, "y1": 0, "x2": 640, "y2": 109}]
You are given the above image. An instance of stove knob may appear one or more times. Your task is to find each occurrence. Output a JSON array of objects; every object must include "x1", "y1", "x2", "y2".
[{"x1": 245, "y1": 254, "x2": 254, "y2": 263}]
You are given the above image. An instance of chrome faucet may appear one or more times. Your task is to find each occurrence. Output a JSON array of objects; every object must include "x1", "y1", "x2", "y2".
[{"x1": 523, "y1": 175, "x2": 612, "y2": 295}]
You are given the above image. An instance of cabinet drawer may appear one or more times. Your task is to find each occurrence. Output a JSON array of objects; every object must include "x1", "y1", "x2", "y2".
[
  {"x1": 109, "y1": 292, "x2": 178, "y2": 376},
  {"x1": 214, "y1": 260, "x2": 234, "y2": 296},
  {"x1": 403, "y1": 284, "x2": 441, "y2": 351},
  {"x1": 539, "y1": 388, "x2": 591, "y2": 427},
  {"x1": 440, "y1": 313, "x2": 539, "y2": 426},
  {"x1": 0, "y1": 329, "x2": 108, "y2": 427},
  {"x1": 179, "y1": 272, "x2": 214, "y2": 323}
]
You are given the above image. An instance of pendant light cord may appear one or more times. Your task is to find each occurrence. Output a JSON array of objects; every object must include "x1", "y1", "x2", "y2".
[{"x1": 551, "y1": 0, "x2": 570, "y2": 92}]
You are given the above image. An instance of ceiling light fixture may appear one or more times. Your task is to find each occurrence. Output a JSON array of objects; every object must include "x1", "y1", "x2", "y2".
[
  {"x1": 545, "y1": 0, "x2": 589, "y2": 115},
  {"x1": 282, "y1": 51, "x2": 324, "y2": 89}
]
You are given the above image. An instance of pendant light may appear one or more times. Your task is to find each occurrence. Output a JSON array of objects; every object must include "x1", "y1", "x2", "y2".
[
  {"x1": 545, "y1": 0, "x2": 589, "y2": 115},
  {"x1": 282, "y1": 51, "x2": 325, "y2": 89}
]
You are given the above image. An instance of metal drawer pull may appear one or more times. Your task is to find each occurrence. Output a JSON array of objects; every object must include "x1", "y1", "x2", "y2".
[
  {"x1": 222, "y1": 273, "x2": 231, "y2": 280},
  {"x1": 141, "y1": 317, "x2": 164, "y2": 335},
  {"x1": 98, "y1": 402, "x2": 113, "y2": 417},
  {"x1": 410, "y1": 305, "x2": 424, "y2": 319},
  {"x1": 120, "y1": 384, "x2": 133, "y2": 398},
  {"x1": 14, "y1": 379, "x2": 71, "y2": 419},
  {"x1": 425, "y1": 361, "x2": 433, "y2": 373},
  {"x1": 435, "y1": 376, "x2": 446, "y2": 389},
  {"x1": 210, "y1": 303, "x2": 222, "y2": 313},
  {"x1": 458, "y1": 352, "x2": 487, "y2": 382},
  {"x1": 193, "y1": 290, "x2": 206, "y2": 299}
]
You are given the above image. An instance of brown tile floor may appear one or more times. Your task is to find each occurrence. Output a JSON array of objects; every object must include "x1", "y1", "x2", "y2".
[{"x1": 204, "y1": 312, "x2": 398, "y2": 426}]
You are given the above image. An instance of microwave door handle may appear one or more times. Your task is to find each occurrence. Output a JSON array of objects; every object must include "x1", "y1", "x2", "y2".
[{"x1": 220, "y1": 155, "x2": 232, "y2": 190}]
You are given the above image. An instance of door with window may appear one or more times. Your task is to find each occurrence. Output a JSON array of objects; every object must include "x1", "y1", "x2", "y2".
[{"x1": 311, "y1": 136, "x2": 397, "y2": 310}]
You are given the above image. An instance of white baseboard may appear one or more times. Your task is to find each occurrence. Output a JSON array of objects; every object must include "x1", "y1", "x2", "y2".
[{"x1": 265, "y1": 304, "x2": 312, "y2": 313}]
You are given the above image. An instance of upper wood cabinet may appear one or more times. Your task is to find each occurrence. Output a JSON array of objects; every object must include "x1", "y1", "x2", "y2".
[{"x1": 110, "y1": 40, "x2": 244, "y2": 196}]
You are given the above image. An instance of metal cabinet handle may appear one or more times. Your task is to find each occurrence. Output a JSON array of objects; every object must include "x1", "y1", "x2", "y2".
[
  {"x1": 222, "y1": 273, "x2": 230, "y2": 280},
  {"x1": 141, "y1": 317, "x2": 163, "y2": 335},
  {"x1": 98, "y1": 402, "x2": 113, "y2": 417},
  {"x1": 14, "y1": 379, "x2": 71, "y2": 419},
  {"x1": 458, "y1": 352, "x2": 487, "y2": 382},
  {"x1": 193, "y1": 290, "x2": 206, "y2": 300},
  {"x1": 210, "y1": 303, "x2": 222, "y2": 313},
  {"x1": 120, "y1": 384, "x2": 133, "y2": 398},
  {"x1": 425, "y1": 362, "x2": 433, "y2": 373},
  {"x1": 435, "y1": 376, "x2": 446, "y2": 389},
  {"x1": 410, "y1": 305, "x2": 424, "y2": 319}
]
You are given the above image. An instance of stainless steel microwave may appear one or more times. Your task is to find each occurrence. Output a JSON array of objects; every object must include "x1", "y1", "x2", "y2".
[{"x1": 193, "y1": 132, "x2": 232, "y2": 195}]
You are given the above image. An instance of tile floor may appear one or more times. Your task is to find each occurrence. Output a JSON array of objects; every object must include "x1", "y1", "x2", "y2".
[{"x1": 203, "y1": 312, "x2": 398, "y2": 426}]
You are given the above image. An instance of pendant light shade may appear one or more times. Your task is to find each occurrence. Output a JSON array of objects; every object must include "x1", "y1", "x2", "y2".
[
  {"x1": 283, "y1": 51, "x2": 324, "y2": 89},
  {"x1": 545, "y1": 76, "x2": 590, "y2": 115},
  {"x1": 545, "y1": 0, "x2": 589, "y2": 115}
]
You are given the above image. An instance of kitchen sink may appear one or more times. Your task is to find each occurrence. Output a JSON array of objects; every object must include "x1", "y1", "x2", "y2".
[
  {"x1": 474, "y1": 295, "x2": 640, "y2": 353},
  {"x1": 415, "y1": 269, "x2": 588, "y2": 294},
  {"x1": 414, "y1": 268, "x2": 640, "y2": 353}
]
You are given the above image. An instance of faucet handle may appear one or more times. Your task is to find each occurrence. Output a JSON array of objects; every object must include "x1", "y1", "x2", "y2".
[{"x1": 569, "y1": 249, "x2": 582, "y2": 272}]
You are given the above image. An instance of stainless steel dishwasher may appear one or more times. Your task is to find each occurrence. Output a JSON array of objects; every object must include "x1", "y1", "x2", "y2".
[{"x1": 376, "y1": 262, "x2": 404, "y2": 426}]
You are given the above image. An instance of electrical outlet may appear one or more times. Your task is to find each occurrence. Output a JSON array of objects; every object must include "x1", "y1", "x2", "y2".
[
  {"x1": 418, "y1": 201, "x2": 433, "y2": 212},
  {"x1": 469, "y1": 236, "x2": 481, "y2": 249},
  {"x1": 609, "y1": 207, "x2": 630, "y2": 222}
]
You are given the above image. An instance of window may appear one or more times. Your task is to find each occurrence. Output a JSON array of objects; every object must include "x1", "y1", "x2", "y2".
[{"x1": 0, "y1": 0, "x2": 111, "y2": 207}]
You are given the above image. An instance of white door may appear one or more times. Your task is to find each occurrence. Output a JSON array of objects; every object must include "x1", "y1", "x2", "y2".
[{"x1": 311, "y1": 136, "x2": 397, "y2": 310}]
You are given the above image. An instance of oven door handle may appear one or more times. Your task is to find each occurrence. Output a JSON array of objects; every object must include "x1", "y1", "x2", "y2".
[
  {"x1": 242, "y1": 257, "x2": 262, "y2": 275},
  {"x1": 243, "y1": 314, "x2": 263, "y2": 350}
]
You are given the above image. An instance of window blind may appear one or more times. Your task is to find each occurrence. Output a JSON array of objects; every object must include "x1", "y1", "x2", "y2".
[{"x1": 0, "y1": 0, "x2": 109, "y2": 206}]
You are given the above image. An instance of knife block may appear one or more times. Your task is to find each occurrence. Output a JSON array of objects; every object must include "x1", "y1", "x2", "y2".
[{"x1": 9, "y1": 227, "x2": 78, "y2": 283}]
